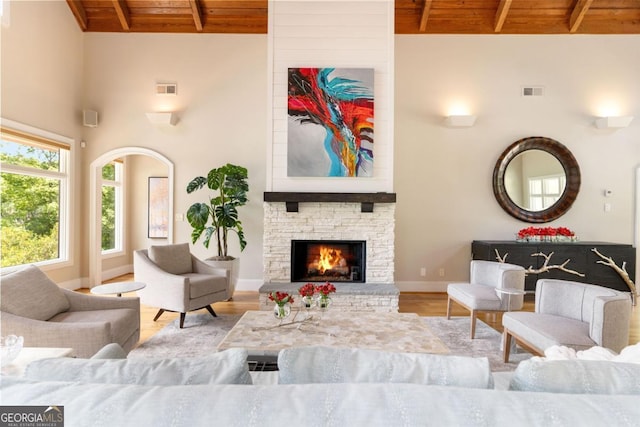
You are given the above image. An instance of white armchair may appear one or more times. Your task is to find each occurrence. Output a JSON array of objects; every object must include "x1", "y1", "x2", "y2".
[
  {"x1": 133, "y1": 243, "x2": 230, "y2": 328},
  {"x1": 447, "y1": 260, "x2": 526, "y2": 338},
  {"x1": 502, "y1": 279, "x2": 632, "y2": 362}
]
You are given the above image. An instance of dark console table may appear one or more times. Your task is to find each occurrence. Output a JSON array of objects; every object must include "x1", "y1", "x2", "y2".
[{"x1": 472, "y1": 240, "x2": 636, "y2": 293}]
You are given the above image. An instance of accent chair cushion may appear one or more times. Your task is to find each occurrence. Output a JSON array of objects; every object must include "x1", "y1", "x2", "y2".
[
  {"x1": 185, "y1": 273, "x2": 228, "y2": 299},
  {"x1": 509, "y1": 359, "x2": 640, "y2": 394},
  {"x1": 48, "y1": 308, "x2": 139, "y2": 349},
  {"x1": 503, "y1": 311, "x2": 596, "y2": 351},
  {"x1": 25, "y1": 348, "x2": 252, "y2": 385},
  {"x1": 148, "y1": 243, "x2": 193, "y2": 275},
  {"x1": 447, "y1": 283, "x2": 501, "y2": 311},
  {"x1": 0, "y1": 265, "x2": 70, "y2": 321},
  {"x1": 278, "y1": 346, "x2": 493, "y2": 389}
]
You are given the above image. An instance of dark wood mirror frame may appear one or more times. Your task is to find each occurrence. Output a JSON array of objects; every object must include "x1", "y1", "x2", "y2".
[{"x1": 492, "y1": 136, "x2": 581, "y2": 223}]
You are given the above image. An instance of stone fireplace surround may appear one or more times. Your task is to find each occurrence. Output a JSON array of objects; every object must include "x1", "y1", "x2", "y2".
[{"x1": 262, "y1": 192, "x2": 397, "y2": 312}]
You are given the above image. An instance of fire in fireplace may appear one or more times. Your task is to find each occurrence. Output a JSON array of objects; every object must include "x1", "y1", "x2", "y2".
[{"x1": 291, "y1": 240, "x2": 366, "y2": 283}]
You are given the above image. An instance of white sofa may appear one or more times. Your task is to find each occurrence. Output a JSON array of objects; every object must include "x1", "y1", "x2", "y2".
[{"x1": 3, "y1": 346, "x2": 640, "y2": 426}]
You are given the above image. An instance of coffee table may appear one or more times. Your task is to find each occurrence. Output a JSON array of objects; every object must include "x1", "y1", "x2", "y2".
[{"x1": 217, "y1": 310, "x2": 449, "y2": 362}]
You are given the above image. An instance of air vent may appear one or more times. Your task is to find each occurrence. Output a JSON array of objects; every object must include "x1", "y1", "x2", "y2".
[
  {"x1": 522, "y1": 86, "x2": 544, "y2": 97},
  {"x1": 156, "y1": 83, "x2": 177, "y2": 95}
]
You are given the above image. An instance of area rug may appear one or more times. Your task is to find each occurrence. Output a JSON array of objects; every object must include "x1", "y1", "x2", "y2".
[
  {"x1": 422, "y1": 316, "x2": 531, "y2": 371},
  {"x1": 128, "y1": 314, "x2": 531, "y2": 371}
]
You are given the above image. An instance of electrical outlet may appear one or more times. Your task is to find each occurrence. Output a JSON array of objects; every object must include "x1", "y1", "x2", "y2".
[
  {"x1": 420, "y1": 267, "x2": 426, "y2": 277},
  {"x1": 438, "y1": 268, "x2": 445, "y2": 277}
]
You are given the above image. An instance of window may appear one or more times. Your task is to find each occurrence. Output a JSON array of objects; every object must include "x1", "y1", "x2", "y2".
[
  {"x1": 528, "y1": 174, "x2": 565, "y2": 210},
  {"x1": 101, "y1": 161, "x2": 123, "y2": 255},
  {"x1": 1, "y1": 123, "x2": 71, "y2": 268}
]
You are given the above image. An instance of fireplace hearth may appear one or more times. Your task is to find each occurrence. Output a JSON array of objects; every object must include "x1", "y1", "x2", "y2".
[{"x1": 291, "y1": 240, "x2": 366, "y2": 283}]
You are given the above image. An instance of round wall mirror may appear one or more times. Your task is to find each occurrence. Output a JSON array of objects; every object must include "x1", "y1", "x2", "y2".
[{"x1": 493, "y1": 136, "x2": 580, "y2": 223}]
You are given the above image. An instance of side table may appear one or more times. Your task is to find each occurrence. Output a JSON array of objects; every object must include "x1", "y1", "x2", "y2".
[{"x1": 91, "y1": 281, "x2": 146, "y2": 297}]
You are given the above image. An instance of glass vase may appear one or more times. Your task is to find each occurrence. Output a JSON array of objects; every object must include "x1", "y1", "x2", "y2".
[
  {"x1": 301, "y1": 295, "x2": 315, "y2": 319},
  {"x1": 317, "y1": 295, "x2": 332, "y2": 311},
  {"x1": 273, "y1": 303, "x2": 291, "y2": 321}
]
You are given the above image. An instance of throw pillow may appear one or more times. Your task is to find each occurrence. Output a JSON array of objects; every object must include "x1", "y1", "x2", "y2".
[
  {"x1": 148, "y1": 243, "x2": 193, "y2": 275},
  {"x1": 0, "y1": 265, "x2": 70, "y2": 321},
  {"x1": 277, "y1": 346, "x2": 493, "y2": 389},
  {"x1": 509, "y1": 359, "x2": 640, "y2": 394},
  {"x1": 25, "y1": 348, "x2": 252, "y2": 385}
]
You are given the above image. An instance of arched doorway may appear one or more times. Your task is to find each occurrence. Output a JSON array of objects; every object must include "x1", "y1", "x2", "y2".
[{"x1": 89, "y1": 147, "x2": 174, "y2": 286}]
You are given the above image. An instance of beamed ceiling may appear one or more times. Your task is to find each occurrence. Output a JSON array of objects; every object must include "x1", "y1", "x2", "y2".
[{"x1": 66, "y1": 0, "x2": 640, "y2": 35}]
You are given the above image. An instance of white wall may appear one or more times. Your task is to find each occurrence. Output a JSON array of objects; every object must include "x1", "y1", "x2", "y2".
[
  {"x1": 268, "y1": 0, "x2": 394, "y2": 192},
  {"x1": 395, "y1": 35, "x2": 640, "y2": 290},
  {"x1": 0, "y1": 0, "x2": 84, "y2": 285},
  {"x1": 81, "y1": 33, "x2": 268, "y2": 284}
]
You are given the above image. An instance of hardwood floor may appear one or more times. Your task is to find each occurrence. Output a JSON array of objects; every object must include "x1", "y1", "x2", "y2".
[{"x1": 93, "y1": 275, "x2": 639, "y2": 347}]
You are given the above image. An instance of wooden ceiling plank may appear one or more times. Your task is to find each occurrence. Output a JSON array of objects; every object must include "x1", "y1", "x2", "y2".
[
  {"x1": 419, "y1": 0, "x2": 433, "y2": 32},
  {"x1": 66, "y1": 0, "x2": 88, "y2": 31},
  {"x1": 189, "y1": 0, "x2": 204, "y2": 31},
  {"x1": 570, "y1": 0, "x2": 594, "y2": 33},
  {"x1": 112, "y1": 0, "x2": 131, "y2": 31},
  {"x1": 494, "y1": 0, "x2": 513, "y2": 33}
]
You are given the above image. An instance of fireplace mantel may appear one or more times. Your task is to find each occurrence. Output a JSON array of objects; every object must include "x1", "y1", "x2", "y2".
[{"x1": 263, "y1": 192, "x2": 396, "y2": 213}]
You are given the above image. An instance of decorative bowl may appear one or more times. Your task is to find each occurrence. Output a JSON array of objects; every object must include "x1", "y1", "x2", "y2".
[{"x1": 1, "y1": 335, "x2": 24, "y2": 367}]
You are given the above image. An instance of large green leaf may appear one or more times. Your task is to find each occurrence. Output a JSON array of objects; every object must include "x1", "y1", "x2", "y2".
[
  {"x1": 186, "y1": 176, "x2": 207, "y2": 194},
  {"x1": 186, "y1": 203, "x2": 210, "y2": 228}
]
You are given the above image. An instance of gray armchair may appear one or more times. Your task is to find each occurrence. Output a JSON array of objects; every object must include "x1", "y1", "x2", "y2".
[
  {"x1": 1, "y1": 265, "x2": 140, "y2": 358},
  {"x1": 502, "y1": 279, "x2": 632, "y2": 362},
  {"x1": 133, "y1": 243, "x2": 230, "y2": 328},
  {"x1": 447, "y1": 260, "x2": 526, "y2": 338}
]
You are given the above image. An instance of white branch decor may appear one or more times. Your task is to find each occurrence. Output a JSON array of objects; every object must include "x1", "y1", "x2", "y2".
[
  {"x1": 591, "y1": 248, "x2": 637, "y2": 305},
  {"x1": 525, "y1": 252, "x2": 586, "y2": 277},
  {"x1": 494, "y1": 249, "x2": 508, "y2": 263}
]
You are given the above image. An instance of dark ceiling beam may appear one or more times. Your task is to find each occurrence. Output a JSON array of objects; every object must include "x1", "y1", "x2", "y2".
[
  {"x1": 570, "y1": 0, "x2": 594, "y2": 33},
  {"x1": 189, "y1": 0, "x2": 204, "y2": 32},
  {"x1": 65, "y1": 0, "x2": 87, "y2": 31},
  {"x1": 112, "y1": 0, "x2": 131, "y2": 31},
  {"x1": 494, "y1": 0, "x2": 512, "y2": 33},
  {"x1": 419, "y1": 0, "x2": 433, "y2": 32}
]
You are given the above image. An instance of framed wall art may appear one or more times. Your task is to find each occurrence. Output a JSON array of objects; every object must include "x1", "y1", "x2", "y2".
[
  {"x1": 148, "y1": 176, "x2": 169, "y2": 238},
  {"x1": 287, "y1": 67, "x2": 374, "y2": 178}
]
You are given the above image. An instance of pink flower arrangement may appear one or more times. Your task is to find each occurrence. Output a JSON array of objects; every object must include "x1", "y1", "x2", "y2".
[
  {"x1": 269, "y1": 291, "x2": 294, "y2": 306},
  {"x1": 516, "y1": 226, "x2": 576, "y2": 241}
]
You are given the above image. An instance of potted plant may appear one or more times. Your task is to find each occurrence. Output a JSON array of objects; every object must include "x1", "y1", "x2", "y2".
[{"x1": 186, "y1": 163, "x2": 248, "y2": 298}]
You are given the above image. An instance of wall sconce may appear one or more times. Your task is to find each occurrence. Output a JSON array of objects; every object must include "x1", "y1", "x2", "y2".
[
  {"x1": 445, "y1": 115, "x2": 477, "y2": 127},
  {"x1": 146, "y1": 112, "x2": 178, "y2": 126},
  {"x1": 594, "y1": 116, "x2": 633, "y2": 129}
]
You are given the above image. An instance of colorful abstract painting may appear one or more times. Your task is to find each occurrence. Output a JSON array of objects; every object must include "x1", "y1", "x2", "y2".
[{"x1": 287, "y1": 68, "x2": 374, "y2": 177}]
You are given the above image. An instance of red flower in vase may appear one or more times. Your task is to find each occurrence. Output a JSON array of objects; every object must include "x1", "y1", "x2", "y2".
[
  {"x1": 298, "y1": 283, "x2": 316, "y2": 297},
  {"x1": 268, "y1": 291, "x2": 294, "y2": 305},
  {"x1": 315, "y1": 282, "x2": 336, "y2": 297}
]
